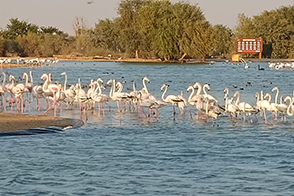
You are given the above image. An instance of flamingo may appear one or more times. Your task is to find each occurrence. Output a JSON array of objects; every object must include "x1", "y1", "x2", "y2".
[
  {"x1": 191, "y1": 82, "x2": 206, "y2": 118},
  {"x1": 285, "y1": 96, "x2": 294, "y2": 117},
  {"x1": 61, "y1": 72, "x2": 76, "y2": 108},
  {"x1": 22, "y1": 72, "x2": 34, "y2": 110},
  {"x1": 176, "y1": 91, "x2": 187, "y2": 115},
  {"x1": 264, "y1": 93, "x2": 279, "y2": 121},
  {"x1": 31, "y1": 72, "x2": 45, "y2": 111},
  {"x1": 75, "y1": 78, "x2": 90, "y2": 113},
  {"x1": 187, "y1": 85, "x2": 197, "y2": 118},
  {"x1": 204, "y1": 97, "x2": 222, "y2": 123},
  {"x1": 271, "y1": 87, "x2": 289, "y2": 121},
  {"x1": 42, "y1": 74, "x2": 63, "y2": 116},
  {"x1": 107, "y1": 79, "x2": 130, "y2": 112},
  {"x1": 137, "y1": 91, "x2": 167, "y2": 120},
  {"x1": 0, "y1": 73, "x2": 6, "y2": 107},
  {"x1": 91, "y1": 78, "x2": 110, "y2": 115},
  {"x1": 224, "y1": 88, "x2": 240, "y2": 119},
  {"x1": 0, "y1": 72, "x2": 9, "y2": 109},
  {"x1": 161, "y1": 84, "x2": 186, "y2": 120},
  {"x1": 8, "y1": 75, "x2": 26, "y2": 112},
  {"x1": 234, "y1": 91, "x2": 258, "y2": 122},
  {"x1": 202, "y1": 84, "x2": 218, "y2": 104},
  {"x1": 257, "y1": 91, "x2": 271, "y2": 123},
  {"x1": 128, "y1": 81, "x2": 140, "y2": 112}
]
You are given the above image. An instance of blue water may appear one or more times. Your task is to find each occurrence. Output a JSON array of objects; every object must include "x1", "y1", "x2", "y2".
[{"x1": 1, "y1": 61, "x2": 294, "y2": 195}]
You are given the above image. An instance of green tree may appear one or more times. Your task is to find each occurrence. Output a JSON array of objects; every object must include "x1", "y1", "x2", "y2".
[
  {"x1": 235, "y1": 13, "x2": 256, "y2": 38},
  {"x1": 212, "y1": 24, "x2": 233, "y2": 58},
  {"x1": 16, "y1": 32, "x2": 41, "y2": 56},
  {"x1": 73, "y1": 17, "x2": 92, "y2": 55},
  {"x1": 93, "y1": 19, "x2": 120, "y2": 52},
  {"x1": 182, "y1": 21, "x2": 215, "y2": 61},
  {"x1": 137, "y1": 0, "x2": 212, "y2": 61},
  {"x1": 117, "y1": 0, "x2": 151, "y2": 58},
  {"x1": 0, "y1": 36, "x2": 5, "y2": 56},
  {"x1": 40, "y1": 26, "x2": 66, "y2": 35},
  {"x1": 1, "y1": 18, "x2": 38, "y2": 40},
  {"x1": 235, "y1": 6, "x2": 294, "y2": 58}
]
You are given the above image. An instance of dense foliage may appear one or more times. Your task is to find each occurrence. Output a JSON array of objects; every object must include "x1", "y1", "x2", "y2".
[
  {"x1": 235, "y1": 6, "x2": 294, "y2": 58},
  {"x1": 0, "y1": 0, "x2": 293, "y2": 60}
]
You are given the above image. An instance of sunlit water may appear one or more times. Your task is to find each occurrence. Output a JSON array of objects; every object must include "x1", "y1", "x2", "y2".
[{"x1": 1, "y1": 61, "x2": 294, "y2": 195}]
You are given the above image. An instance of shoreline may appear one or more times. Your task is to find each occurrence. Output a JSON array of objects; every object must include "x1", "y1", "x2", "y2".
[
  {"x1": 0, "y1": 112, "x2": 83, "y2": 133},
  {"x1": 0, "y1": 56, "x2": 293, "y2": 68}
]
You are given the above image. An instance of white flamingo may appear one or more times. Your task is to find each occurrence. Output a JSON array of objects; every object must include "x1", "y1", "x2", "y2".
[
  {"x1": 161, "y1": 84, "x2": 186, "y2": 120},
  {"x1": 224, "y1": 88, "x2": 240, "y2": 118},
  {"x1": 61, "y1": 72, "x2": 76, "y2": 108},
  {"x1": 234, "y1": 91, "x2": 258, "y2": 122}
]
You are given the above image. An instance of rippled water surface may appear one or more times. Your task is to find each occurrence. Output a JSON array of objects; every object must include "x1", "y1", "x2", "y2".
[{"x1": 1, "y1": 61, "x2": 294, "y2": 195}]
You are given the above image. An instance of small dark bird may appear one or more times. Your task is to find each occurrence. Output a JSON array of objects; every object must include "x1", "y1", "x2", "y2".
[
  {"x1": 258, "y1": 64, "x2": 264, "y2": 70},
  {"x1": 246, "y1": 81, "x2": 252, "y2": 87},
  {"x1": 232, "y1": 85, "x2": 238, "y2": 88}
]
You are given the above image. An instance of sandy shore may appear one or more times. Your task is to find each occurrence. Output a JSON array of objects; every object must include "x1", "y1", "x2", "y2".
[{"x1": 0, "y1": 112, "x2": 81, "y2": 133}]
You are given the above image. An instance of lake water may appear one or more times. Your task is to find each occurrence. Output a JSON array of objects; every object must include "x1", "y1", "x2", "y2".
[{"x1": 1, "y1": 61, "x2": 294, "y2": 195}]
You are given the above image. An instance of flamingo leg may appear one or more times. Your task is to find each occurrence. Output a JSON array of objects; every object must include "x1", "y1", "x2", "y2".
[
  {"x1": 263, "y1": 109, "x2": 267, "y2": 124},
  {"x1": 173, "y1": 104, "x2": 176, "y2": 121}
]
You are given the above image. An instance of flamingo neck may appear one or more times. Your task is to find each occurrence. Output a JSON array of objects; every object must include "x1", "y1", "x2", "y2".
[
  {"x1": 279, "y1": 96, "x2": 283, "y2": 104},
  {"x1": 225, "y1": 96, "x2": 229, "y2": 111},
  {"x1": 10, "y1": 76, "x2": 15, "y2": 88},
  {"x1": 2, "y1": 72, "x2": 6, "y2": 88},
  {"x1": 161, "y1": 86, "x2": 168, "y2": 102},
  {"x1": 235, "y1": 91, "x2": 240, "y2": 104},
  {"x1": 142, "y1": 78, "x2": 149, "y2": 93},
  {"x1": 203, "y1": 85, "x2": 209, "y2": 96},
  {"x1": 29, "y1": 71, "x2": 33, "y2": 84},
  {"x1": 133, "y1": 81, "x2": 136, "y2": 92},
  {"x1": 274, "y1": 88, "x2": 279, "y2": 105},
  {"x1": 224, "y1": 88, "x2": 229, "y2": 100},
  {"x1": 265, "y1": 94, "x2": 271, "y2": 102},
  {"x1": 109, "y1": 80, "x2": 115, "y2": 98},
  {"x1": 42, "y1": 74, "x2": 49, "y2": 92},
  {"x1": 187, "y1": 86, "x2": 194, "y2": 103},
  {"x1": 285, "y1": 96, "x2": 293, "y2": 116},
  {"x1": 260, "y1": 91, "x2": 264, "y2": 101},
  {"x1": 256, "y1": 92, "x2": 260, "y2": 104},
  {"x1": 23, "y1": 73, "x2": 29, "y2": 85},
  {"x1": 64, "y1": 74, "x2": 67, "y2": 91},
  {"x1": 96, "y1": 82, "x2": 102, "y2": 95},
  {"x1": 117, "y1": 82, "x2": 123, "y2": 93}
]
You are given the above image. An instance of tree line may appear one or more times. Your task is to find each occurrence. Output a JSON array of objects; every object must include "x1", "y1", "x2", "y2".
[{"x1": 0, "y1": 0, "x2": 294, "y2": 61}]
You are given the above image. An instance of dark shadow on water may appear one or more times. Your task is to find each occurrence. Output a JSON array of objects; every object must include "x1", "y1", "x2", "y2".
[{"x1": 0, "y1": 127, "x2": 65, "y2": 136}]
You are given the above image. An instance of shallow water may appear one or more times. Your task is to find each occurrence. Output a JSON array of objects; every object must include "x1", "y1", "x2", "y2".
[{"x1": 1, "y1": 61, "x2": 294, "y2": 195}]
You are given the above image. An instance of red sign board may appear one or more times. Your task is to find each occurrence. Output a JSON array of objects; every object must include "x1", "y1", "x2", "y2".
[{"x1": 235, "y1": 37, "x2": 263, "y2": 53}]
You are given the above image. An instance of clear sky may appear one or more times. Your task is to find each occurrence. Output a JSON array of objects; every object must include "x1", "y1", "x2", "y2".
[{"x1": 1, "y1": 0, "x2": 293, "y2": 35}]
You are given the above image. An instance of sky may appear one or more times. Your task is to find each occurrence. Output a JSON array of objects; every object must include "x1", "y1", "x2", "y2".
[{"x1": 1, "y1": 0, "x2": 293, "y2": 35}]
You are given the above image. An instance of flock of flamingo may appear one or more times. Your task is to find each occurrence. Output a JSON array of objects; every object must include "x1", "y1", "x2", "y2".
[
  {"x1": 0, "y1": 58, "x2": 59, "y2": 68},
  {"x1": 268, "y1": 62, "x2": 294, "y2": 70},
  {"x1": 1, "y1": 69, "x2": 294, "y2": 125}
]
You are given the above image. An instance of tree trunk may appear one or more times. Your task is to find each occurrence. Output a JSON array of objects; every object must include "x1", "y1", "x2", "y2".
[
  {"x1": 202, "y1": 55, "x2": 206, "y2": 62},
  {"x1": 135, "y1": 50, "x2": 139, "y2": 59},
  {"x1": 179, "y1": 53, "x2": 187, "y2": 61}
]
